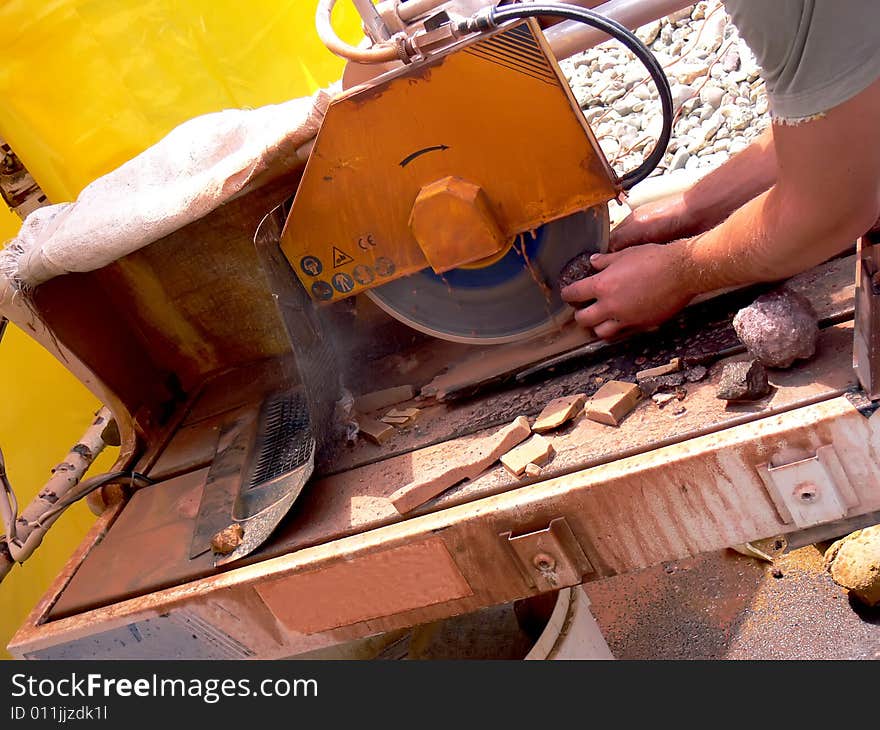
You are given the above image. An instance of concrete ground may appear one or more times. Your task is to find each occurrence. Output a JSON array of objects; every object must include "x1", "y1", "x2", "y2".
[{"x1": 584, "y1": 546, "x2": 880, "y2": 660}]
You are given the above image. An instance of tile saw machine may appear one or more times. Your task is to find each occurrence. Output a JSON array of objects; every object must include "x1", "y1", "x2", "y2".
[
  {"x1": 2, "y1": 2, "x2": 681, "y2": 582},
  {"x1": 281, "y1": 0, "x2": 675, "y2": 344},
  {"x1": 14, "y1": 1, "x2": 880, "y2": 660},
  {"x1": 196, "y1": 0, "x2": 678, "y2": 564},
  {"x1": 185, "y1": 0, "x2": 679, "y2": 563},
  {"x1": 4, "y1": 4, "x2": 702, "y2": 657}
]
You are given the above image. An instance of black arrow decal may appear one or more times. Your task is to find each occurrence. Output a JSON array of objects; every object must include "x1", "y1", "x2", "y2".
[{"x1": 399, "y1": 144, "x2": 450, "y2": 168}]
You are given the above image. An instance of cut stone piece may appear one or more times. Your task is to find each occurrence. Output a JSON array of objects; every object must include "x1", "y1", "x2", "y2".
[
  {"x1": 652, "y1": 393, "x2": 677, "y2": 407},
  {"x1": 636, "y1": 358, "x2": 681, "y2": 382},
  {"x1": 381, "y1": 406, "x2": 421, "y2": 426},
  {"x1": 586, "y1": 381, "x2": 641, "y2": 426},
  {"x1": 354, "y1": 385, "x2": 416, "y2": 414},
  {"x1": 359, "y1": 416, "x2": 396, "y2": 444},
  {"x1": 533, "y1": 394, "x2": 587, "y2": 433},
  {"x1": 501, "y1": 434, "x2": 554, "y2": 476},
  {"x1": 390, "y1": 417, "x2": 531, "y2": 514},
  {"x1": 385, "y1": 407, "x2": 421, "y2": 419}
]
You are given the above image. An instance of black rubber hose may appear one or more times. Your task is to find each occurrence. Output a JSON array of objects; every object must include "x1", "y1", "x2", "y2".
[{"x1": 458, "y1": 3, "x2": 674, "y2": 190}]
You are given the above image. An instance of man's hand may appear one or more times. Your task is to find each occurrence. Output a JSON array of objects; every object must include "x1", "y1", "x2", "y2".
[
  {"x1": 608, "y1": 194, "x2": 689, "y2": 252},
  {"x1": 567, "y1": 77, "x2": 880, "y2": 342},
  {"x1": 560, "y1": 243, "x2": 697, "y2": 340}
]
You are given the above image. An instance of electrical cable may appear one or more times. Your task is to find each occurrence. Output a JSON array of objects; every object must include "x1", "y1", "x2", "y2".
[
  {"x1": 316, "y1": 0, "x2": 401, "y2": 64},
  {"x1": 33, "y1": 471, "x2": 153, "y2": 529},
  {"x1": 457, "y1": 3, "x2": 674, "y2": 189},
  {"x1": 1, "y1": 470, "x2": 153, "y2": 561}
]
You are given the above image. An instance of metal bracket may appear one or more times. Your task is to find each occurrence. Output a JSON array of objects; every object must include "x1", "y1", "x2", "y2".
[
  {"x1": 757, "y1": 445, "x2": 860, "y2": 529},
  {"x1": 500, "y1": 517, "x2": 593, "y2": 592},
  {"x1": 854, "y1": 234, "x2": 880, "y2": 399}
]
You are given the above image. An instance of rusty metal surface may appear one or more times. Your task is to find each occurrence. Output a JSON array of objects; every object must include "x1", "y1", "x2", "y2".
[
  {"x1": 30, "y1": 395, "x2": 880, "y2": 658},
  {"x1": 586, "y1": 546, "x2": 880, "y2": 660},
  {"x1": 40, "y1": 255, "x2": 863, "y2": 642},
  {"x1": 49, "y1": 321, "x2": 858, "y2": 618},
  {"x1": 49, "y1": 379, "x2": 876, "y2": 623}
]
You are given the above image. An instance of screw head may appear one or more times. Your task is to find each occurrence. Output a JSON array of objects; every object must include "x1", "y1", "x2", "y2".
[
  {"x1": 794, "y1": 482, "x2": 818, "y2": 502},
  {"x1": 532, "y1": 552, "x2": 556, "y2": 572}
]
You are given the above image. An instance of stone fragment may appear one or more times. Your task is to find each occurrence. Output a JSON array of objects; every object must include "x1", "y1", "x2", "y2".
[
  {"x1": 381, "y1": 406, "x2": 421, "y2": 426},
  {"x1": 638, "y1": 371, "x2": 687, "y2": 397},
  {"x1": 380, "y1": 415, "x2": 410, "y2": 425},
  {"x1": 386, "y1": 407, "x2": 420, "y2": 419},
  {"x1": 636, "y1": 19, "x2": 661, "y2": 45},
  {"x1": 359, "y1": 416, "x2": 396, "y2": 444},
  {"x1": 390, "y1": 417, "x2": 531, "y2": 514},
  {"x1": 501, "y1": 434, "x2": 554, "y2": 476},
  {"x1": 668, "y1": 6, "x2": 694, "y2": 24},
  {"x1": 668, "y1": 148, "x2": 690, "y2": 172},
  {"x1": 684, "y1": 365, "x2": 708, "y2": 383},
  {"x1": 716, "y1": 359, "x2": 770, "y2": 401},
  {"x1": 672, "y1": 84, "x2": 697, "y2": 110},
  {"x1": 676, "y1": 62, "x2": 710, "y2": 85},
  {"x1": 696, "y1": 9, "x2": 727, "y2": 52},
  {"x1": 700, "y1": 85, "x2": 725, "y2": 109},
  {"x1": 733, "y1": 287, "x2": 819, "y2": 368},
  {"x1": 721, "y1": 48, "x2": 740, "y2": 72},
  {"x1": 824, "y1": 526, "x2": 880, "y2": 607},
  {"x1": 211, "y1": 524, "x2": 244, "y2": 555},
  {"x1": 354, "y1": 385, "x2": 416, "y2": 414},
  {"x1": 558, "y1": 252, "x2": 598, "y2": 290},
  {"x1": 533, "y1": 394, "x2": 587, "y2": 433},
  {"x1": 586, "y1": 381, "x2": 641, "y2": 426},
  {"x1": 524, "y1": 463, "x2": 544, "y2": 478}
]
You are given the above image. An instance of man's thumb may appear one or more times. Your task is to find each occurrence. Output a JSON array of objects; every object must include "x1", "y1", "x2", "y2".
[{"x1": 590, "y1": 252, "x2": 614, "y2": 270}]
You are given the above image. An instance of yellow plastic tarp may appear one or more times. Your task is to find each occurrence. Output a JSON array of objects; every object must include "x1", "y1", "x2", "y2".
[
  {"x1": 0, "y1": 0, "x2": 358, "y2": 658},
  {"x1": 0, "y1": 0, "x2": 358, "y2": 201}
]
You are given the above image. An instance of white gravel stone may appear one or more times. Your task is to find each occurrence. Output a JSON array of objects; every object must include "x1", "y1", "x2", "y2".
[
  {"x1": 637, "y1": 20, "x2": 662, "y2": 45},
  {"x1": 562, "y1": 0, "x2": 768, "y2": 185},
  {"x1": 669, "y1": 148, "x2": 690, "y2": 171},
  {"x1": 700, "y1": 84, "x2": 725, "y2": 108},
  {"x1": 669, "y1": 6, "x2": 695, "y2": 24},
  {"x1": 671, "y1": 83, "x2": 697, "y2": 110}
]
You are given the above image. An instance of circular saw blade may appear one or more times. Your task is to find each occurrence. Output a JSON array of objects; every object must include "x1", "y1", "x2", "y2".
[{"x1": 366, "y1": 205, "x2": 610, "y2": 345}]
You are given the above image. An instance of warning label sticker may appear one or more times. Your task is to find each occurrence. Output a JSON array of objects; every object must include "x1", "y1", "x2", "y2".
[{"x1": 332, "y1": 246, "x2": 354, "y2": 267}]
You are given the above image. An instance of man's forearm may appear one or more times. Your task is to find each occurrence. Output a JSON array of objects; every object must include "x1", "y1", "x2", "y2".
[
  {"x1": 676, "y1": 181, "x2": 872, "y2": 297},
  {"x1": 610, "y1": 129, "x2": 777, "y2": 250},
  {"x1": 680, "y1": 128, "x2": 777, "y2": 234}
]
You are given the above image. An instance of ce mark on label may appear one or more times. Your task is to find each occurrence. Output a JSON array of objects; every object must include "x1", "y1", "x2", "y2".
[{"x1": 358, "y1": 234, "x2": 376, "y2": 251}]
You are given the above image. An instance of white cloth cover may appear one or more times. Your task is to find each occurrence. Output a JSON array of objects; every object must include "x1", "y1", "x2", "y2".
[{"x1": 0, "y1": 88, "x2": 334, "y2": 289}]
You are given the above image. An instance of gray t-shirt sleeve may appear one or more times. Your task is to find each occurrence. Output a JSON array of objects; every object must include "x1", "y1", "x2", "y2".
[{"x1": 723, "y1": 0, "x2": 880, "y2": 121}]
